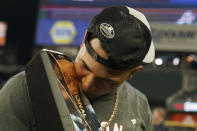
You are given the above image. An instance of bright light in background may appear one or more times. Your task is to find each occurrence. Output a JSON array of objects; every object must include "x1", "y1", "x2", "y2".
[
  {"x1": 173, "y1": 57, "x2": 180, "y2": 66},
  {"x1": 186, "y1": 55, "x2": 194, "y2": 63},
  {"x1": 186, "y1": 55, "x2": 197, "y2": 63},
  {"x1": 184, "y1": 102, "x2": 197, "y2": 112},
  {"x1": 155, "y1": 58, "x2": 163, "y2": 66}
]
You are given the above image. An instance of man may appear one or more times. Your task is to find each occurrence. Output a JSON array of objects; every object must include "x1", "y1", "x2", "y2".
[
  {"x1": 0, "y1": 5, "x2": 155, "y2": 131},
  {"x1": 153, "y1": 107, "x2": 169, "y2": 131}
]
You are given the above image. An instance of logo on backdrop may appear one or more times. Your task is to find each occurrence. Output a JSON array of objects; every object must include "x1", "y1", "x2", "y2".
[
  {"x1": 50, "y1": 21, "x2": 77, "y2": 45},
  {"x1": 176, "y1": 10, "x2": 196, "y2": 25}
]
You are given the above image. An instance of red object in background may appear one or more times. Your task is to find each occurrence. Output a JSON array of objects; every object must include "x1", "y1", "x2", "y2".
[
  {"x1": 169, "y1": 113, "x2": 197, "y2": 122},
  {"x1": 0, "y1": 22, "x2": 7, "y2": 46},
  {"x1": 173, "y1": 103, "x2": 184, "y2": 110}
]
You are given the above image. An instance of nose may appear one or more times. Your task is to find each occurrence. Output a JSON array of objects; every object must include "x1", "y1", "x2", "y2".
[{"x1": 82, "y1": 73, "x2": 95, "y2": 91}]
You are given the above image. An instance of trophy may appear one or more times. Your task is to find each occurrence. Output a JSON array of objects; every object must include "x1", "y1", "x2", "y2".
[{"x1": 26, "y1": 49, "x2": 103, "y2": 131}]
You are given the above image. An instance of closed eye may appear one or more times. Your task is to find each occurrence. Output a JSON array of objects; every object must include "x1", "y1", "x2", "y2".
[
  {"x1": 82, "y1": 59, "x2": 91, "y2": 72},
  {"x1": 81, "y1": 59, "x2": 120, "y2": 85}
]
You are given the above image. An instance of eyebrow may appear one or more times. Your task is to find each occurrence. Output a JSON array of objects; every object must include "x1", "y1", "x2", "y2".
[{"x1": 81, "y1": 59, "x2": 119, "y2": 85}]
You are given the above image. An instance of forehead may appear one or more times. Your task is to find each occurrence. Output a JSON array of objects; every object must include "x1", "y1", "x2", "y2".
[{"x1": 78, "y1": 38, "x2": 129, "y2": 79}]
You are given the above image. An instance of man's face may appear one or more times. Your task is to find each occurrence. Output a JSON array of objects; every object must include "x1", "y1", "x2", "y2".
[
  {"x1": 152, "y1": 110, "x2": 160, "y2": 121},
  {"x1": 74, "y1": 37, "x2": 131, "y2": 100}
]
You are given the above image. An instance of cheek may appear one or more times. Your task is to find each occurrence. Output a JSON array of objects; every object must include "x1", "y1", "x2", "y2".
[
  {"x1": 92, "y1": 80, "x2": 118, "y2": 93},
  {"x1": 81, "y1": 77, "x2": 114, "y2": 92}
]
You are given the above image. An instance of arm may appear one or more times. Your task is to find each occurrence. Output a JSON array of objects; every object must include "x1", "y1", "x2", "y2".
[{"x1": 0, "y1": 72, "x2": 35, "y2": 131}]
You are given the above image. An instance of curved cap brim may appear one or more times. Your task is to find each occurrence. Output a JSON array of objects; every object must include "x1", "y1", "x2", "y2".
[{"x1": 143, "y1": 41, "x2": 155, "y2": 63}]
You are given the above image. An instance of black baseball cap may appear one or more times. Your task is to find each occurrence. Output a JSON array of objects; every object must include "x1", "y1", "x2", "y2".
[{"x1": 85, "y1": 5, "x2": 155, "y2": 70}]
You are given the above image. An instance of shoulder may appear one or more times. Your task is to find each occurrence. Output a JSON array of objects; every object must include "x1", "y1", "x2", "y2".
[
  {"x1": 0, "y1": 71, "x2": 34, "y2": 130},
  {"x1": 4, "y1": 71, "x2": 26, "y2": 85},
  {"x1": 13, "y1": 71, "x2": 26, "y2": 78},
  {"x1": 119, "y1": 81, "x2": 153, "y2": 130},
  {"x1": 119, "y1": 81, "x2": 151, "y2": 113},
  {"x1": 0, "y1": 71, "x2": 28, "y2": 98},
  {"x1": 120, "y1": 81, "x2": 148, "y2": 102},
  {"x1": 154, "y1": 123, "x2": 169, "y2": 131},
  {"x1": 0, "y1": 71, "x2": 27, "y2": 94},
  {"x1": 0, "y1": 71, "x2": 29, "y2": 111}
]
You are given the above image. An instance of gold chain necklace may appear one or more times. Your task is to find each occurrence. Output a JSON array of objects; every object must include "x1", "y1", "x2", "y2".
[{"x1": 101, "y1": 88, "x2": 119, "y2": 129}]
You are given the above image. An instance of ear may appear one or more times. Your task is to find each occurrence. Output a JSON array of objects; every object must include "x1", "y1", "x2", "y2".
[
  {"x1": 127, "y1": 65, "x2": 143, "y2": 79},
  {"x1": 80, "y1": 30, "x2": 87, "y2": 48}
]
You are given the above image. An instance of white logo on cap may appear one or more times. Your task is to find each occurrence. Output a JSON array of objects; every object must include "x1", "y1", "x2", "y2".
[{"x1": 100, "y1": 23, "x2": 115, "y2": 39}]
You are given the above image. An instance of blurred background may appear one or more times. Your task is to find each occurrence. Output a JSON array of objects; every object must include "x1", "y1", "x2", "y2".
[{"x1": 0, "y1": 0, "x2": 197, "y2": 130}]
